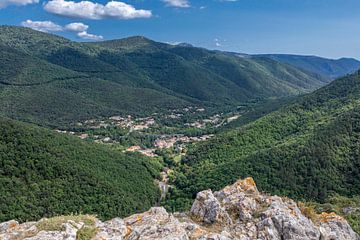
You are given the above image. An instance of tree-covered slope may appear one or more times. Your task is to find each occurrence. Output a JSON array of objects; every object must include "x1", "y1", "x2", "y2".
[
  {"x1": 0, "y1": 45, "x2": 83, "y2": 86},
  {"x1": 0, "y1": 28, "x2": 190, "y2": 126},
  {"x1": 93, "y1": 38, "x2": 328, "y2": 101},
  {"x1": 168, "y1": 71, "x2": 360, "y2": 209},
  {"x1": 258, "y1": 54, "x2": 360, "y2": 79},
  {"x1": 0, "y1": 117, "x2": 160, "y2": 222},
  {"x1": 0, "y1": 26, "x2": 332, "y2": 126}
]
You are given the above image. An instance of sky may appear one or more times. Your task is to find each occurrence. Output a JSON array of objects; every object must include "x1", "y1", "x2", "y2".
[{"x1": 0, "y1": 0, "x2": 359, "y2": 59}]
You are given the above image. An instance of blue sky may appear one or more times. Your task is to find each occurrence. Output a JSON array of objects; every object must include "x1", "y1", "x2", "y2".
[{"x1": 0, "y1": 0, "x2": 359, "y2": 59}]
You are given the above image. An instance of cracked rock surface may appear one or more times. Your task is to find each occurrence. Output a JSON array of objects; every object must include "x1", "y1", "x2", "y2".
[{"x1": 1, "y1": 177, "x2": 359, "y2": 240}]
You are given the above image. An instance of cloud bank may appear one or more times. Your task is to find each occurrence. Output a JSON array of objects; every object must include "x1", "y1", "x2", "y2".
[
  {"x1": 21, "y1": 20, "x2": 103, "y2": 40},
  {"x1": 65, "y1": 22, "x2": 89, "y2": 32},
  {"x1": 0, "y1": 0, "x2": 39, "y2": 9},
  {"x1": 44, "y1": 0, "x2": 152, "y2": 19},
  {"x1": 162, "y1": 0, "x2": 190, "y2": 8},
  {"x1": 77, "y1": 31, "x2": 103, "y2": 40},
  {"x1": 21, "y1": 20, "x2": 63, "y2": 32}
]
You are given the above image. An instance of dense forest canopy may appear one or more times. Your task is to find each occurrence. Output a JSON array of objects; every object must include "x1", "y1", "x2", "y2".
[
  {"x1": 0, "y1": 117, "x2": 160, "y2": 222},
  {"x1": 167, "y1": 71, "x2": 360, "y2": 210},
  {"x1": 0, "y1": 26, "x2": 338, "y2": 127}
]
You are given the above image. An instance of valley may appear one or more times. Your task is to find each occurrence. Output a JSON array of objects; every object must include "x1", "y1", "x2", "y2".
[
  {"x1": 0, "y1": 25, "x2": 360, "y2": 239},
  {"x1": 54, "y1": 106, "x2": 242, "y2": 155},
  {"x1": 0, "y1": 26, "x2": 338, "y2": 127}
]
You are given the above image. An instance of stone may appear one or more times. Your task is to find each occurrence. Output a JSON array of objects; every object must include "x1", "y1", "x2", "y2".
[
  {"x1": 214, "y1": 177, "x2": 261, "y2": 221},
  {"x1": 319, "y1": 212, "x2": 360, "y2": 240},
  {"x1": 0, "y1": 220, "x2": 19, "y2": 233},
  {"x1": 1, "y1": 177, "x2": 359, "y2": 240},
  {"x1": 124, "y1": 207, "x2": 189, "y2": 240},
  {"x1": 343, "y1": 207, "x2": 360, "y2": 215},
  {"x1": 62, "y1": 222, "x2": 78, "y2": 240},
  {"x1": 24, "y1": 230, "x2": 66, "y2": 240},
  {"x1": 93, "y1": 218, "x2": 127, "y2": 240},
  {"x1": 257, "y1": 196, "x2": 321, "y2": 240},
  {"x1": 191, "y1": 190, "x2": 232, "y2": 225}
]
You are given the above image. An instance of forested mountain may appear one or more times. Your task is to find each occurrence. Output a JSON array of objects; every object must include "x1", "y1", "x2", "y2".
[
  {"x1": 0, "y1": 27, "x2": 189, "y2": 127},
  {"x1": 257, "y1": 54, "x2": 360, "y2": 79},
  {"x1": 2, "y1": 25, "x2": 359, "y2": 228},
  {"x1": 0, "y1": 117, "x2": 160, "y2": 222},
  {"x1": 0, "y1": 48, "x2": 185, "y2": 127},
  {"x1": 0, "y1": 26, "x2": 329, "y2": 126},
  {"x1": 168, "y1": 71, "x2": 360, "y2": 209},
  {"x1": 92, "y1": 38, "x2": 328, "y2": 101}
]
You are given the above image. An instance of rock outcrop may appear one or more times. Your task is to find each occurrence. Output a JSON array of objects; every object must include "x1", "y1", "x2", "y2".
[{"x1": 1, "y1": 177, "x2": 359, "y2": 240}]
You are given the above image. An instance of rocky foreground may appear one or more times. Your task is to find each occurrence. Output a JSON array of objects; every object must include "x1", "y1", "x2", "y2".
[{"x1": 1, "y1": 177, "x2": 359, "y2": 240}]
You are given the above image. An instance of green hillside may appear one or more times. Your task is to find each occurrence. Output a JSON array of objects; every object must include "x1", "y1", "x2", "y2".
[
  {"x1": 0, "y1": 28, "x2": 190, "y2": 127},
  {"x1": 33, "y1": 29, "x2": 328, "y2": 102},
  {"x1": 0, "y1": 117, "x2": 160, "y2": 222},
  {"x1": 258, "y1": 54, "x2": 360, "y2": 79},
  {"x1": 167, "y1": 71, "x2": 360, "y2": 209},
  {"x1": 0, "y1": 26, "x2": 334, "y2": 127},
  {"x1": 93, "y1": 38, "x2": 328, "y2": 101}
]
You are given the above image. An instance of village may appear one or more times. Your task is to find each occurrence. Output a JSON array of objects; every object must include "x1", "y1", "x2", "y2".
[{"x1": 54, "y1": 106, "x2": 242, "y2": 158}]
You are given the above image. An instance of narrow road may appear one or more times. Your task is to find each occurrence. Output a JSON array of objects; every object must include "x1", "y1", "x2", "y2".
[{"x1": 156, "y1": 169, "x2": 170, "y2": 206}]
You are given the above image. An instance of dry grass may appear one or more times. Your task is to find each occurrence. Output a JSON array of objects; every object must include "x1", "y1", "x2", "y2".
[
  {"x1": 35, "y1": 214, "x2": 98, "y2": 240},
  {"x1": 253, "y1": 201, "x2": 270, "y2": 219},
  {"x1": 298, "y1": 202, "x2": 319, "y2": 223},
  {"x1": 36, "y1": 214, "x2": 97, "y2": 232},
  {"x1": 76, "y1": 225, "x2": 98, "y2": 240}
]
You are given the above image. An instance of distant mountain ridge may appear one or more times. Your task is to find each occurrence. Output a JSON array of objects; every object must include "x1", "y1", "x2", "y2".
[
  {"x1": 256, "y1": 54, "x2": 360, "y2": 79},
  {"x1": 0, "y1": 26, "x2": 330, "y2": 126}
]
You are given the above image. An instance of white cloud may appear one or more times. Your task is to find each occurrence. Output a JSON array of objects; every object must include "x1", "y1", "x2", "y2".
[
  {"x1": 44, "y1": 0, "x2": 152, "y2": 20},
  {"x1": 65, "y1": 22, "x2": 89, "y2": 32},
  {"x1": 162, "y1": 0, "x2": 190, "y2": 8},
  {"x1": 21, "y1": 20, "x2": 63, "y2": 32},
  {"x1": 0, "y1": 0, "x2": 38, "y2": 8},
  {"x1": 67, "y1": 23, "x2": 103, "y2": 41},
  {"x1": 77, "y1": 31, "x2": 103, "y2": 40},
  {"x1": 214, "y1": 38, "x2": 222, "y2": 47},
  {"x1": 166, "y1": 41, "x2": 181, "y2": 45},
  {"x1": 21, "y1": 19, "x2": 103, "y2": 41}
]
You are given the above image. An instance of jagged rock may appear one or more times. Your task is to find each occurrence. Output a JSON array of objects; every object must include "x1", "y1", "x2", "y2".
[
  {"x1": 191, "y1": 190, "x2": 232, "y2": 225},
  {"x1": 214, "y1": 178, "x2": 261, "y2": 222},
  {"x1": 0, "y1": 220, "x2": 19, "y2": 234},
  {"x1": 196, "y1": 232, "x2": 233, "y2": 240},
  {"x1": 343, "y1": 207, "x2": 360, "y2": 215},
  {"x1": 319, "y1": 213, "x2": 360, "y2": 240},
  {"x1": 257, "y1": 196, "x2": 320, "y2": 240},
  {"x1": 0, "y1": 221, "x2": 38, "y2": 240},
  {"x1": 24, "y1": 230, "x2": 66, "y2": 240},
  {"x1": 218, "y1": 177, "x2": 259, "y2": 196},
  {"x1": 62, "y1": 222, "x2": 78, "y2": 240},
  {"x1": 24, "y1": 220, "x2": 80, "y2": 240},
  {"x1": 0, "y1": 177, "x2": 359, "y2": 240},
  {"x1": 123, "y1": 207, "x2": 188, "y2": 240},
  {"x1": 94, "y1": 218, "x2": 127, "y2": 240}
]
